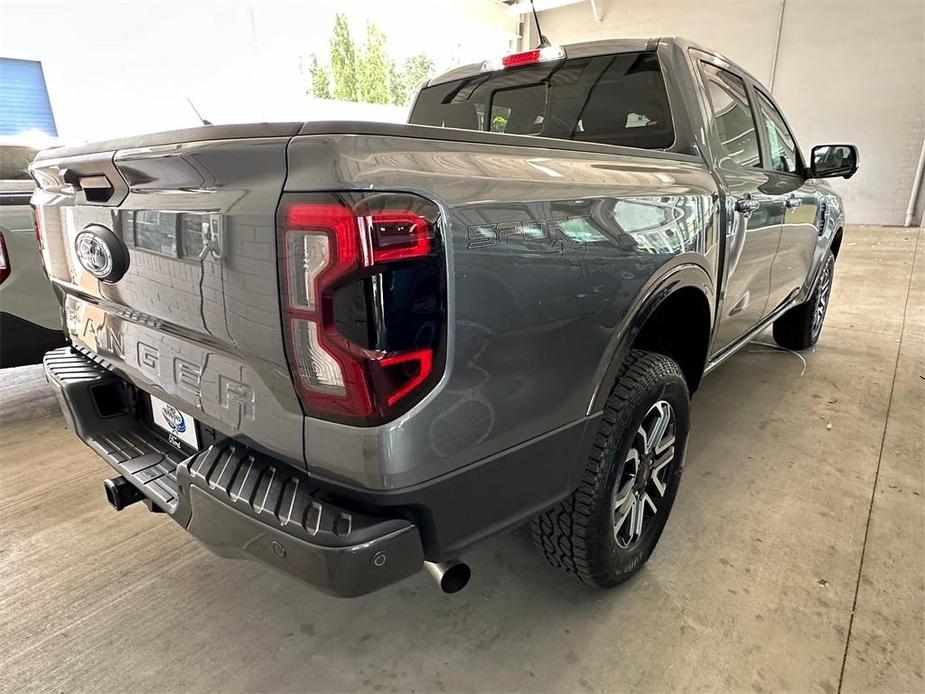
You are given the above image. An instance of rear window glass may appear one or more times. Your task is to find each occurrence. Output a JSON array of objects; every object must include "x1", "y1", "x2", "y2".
[
  {"x1": 0, "y1": 145, "x2": 37, "y2": 180},
  {"x1": 409, "y1": 52, "x2": 674, "y2": 150}
]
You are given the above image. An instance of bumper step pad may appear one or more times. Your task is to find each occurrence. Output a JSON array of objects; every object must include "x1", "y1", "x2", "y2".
[
  {"x1": 44, "y1": 347, "x2": 187, "y2": 509},
  {"x1": 44, "y1": 347, "x2": 424, "y2": 596}
]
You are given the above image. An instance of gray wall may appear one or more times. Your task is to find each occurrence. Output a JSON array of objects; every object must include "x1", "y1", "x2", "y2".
[{"x1": 533, "y1": 0, "x2": 925, "y2": 226}]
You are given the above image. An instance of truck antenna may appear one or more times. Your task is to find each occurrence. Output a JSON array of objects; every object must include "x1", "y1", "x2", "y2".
[
  {"x1": 186, "y1": 97, "x2": 213, "y2": 127},
  {"x1": 529, "y1": 0, "x2": 550, "y2": 48}
]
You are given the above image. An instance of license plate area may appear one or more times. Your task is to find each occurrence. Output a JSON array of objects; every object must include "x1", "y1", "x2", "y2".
[{"x1": 149, "y1": 394, "x2": 200, "y2": 451}]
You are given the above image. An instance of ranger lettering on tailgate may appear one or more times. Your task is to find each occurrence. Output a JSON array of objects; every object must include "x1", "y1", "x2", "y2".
[{"x1": 67, "y1": 298, "x2": 255, "y2": 424}]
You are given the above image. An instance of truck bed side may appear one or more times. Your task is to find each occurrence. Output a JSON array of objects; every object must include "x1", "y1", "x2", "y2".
[{"x1": 286, "y1": 130, "x2": 719, "y2": 489}]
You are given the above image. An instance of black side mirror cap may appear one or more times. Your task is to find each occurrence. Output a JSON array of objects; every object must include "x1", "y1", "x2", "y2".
[{"x1": 811, "y1": 144, "x2": 859, "y2": 179}]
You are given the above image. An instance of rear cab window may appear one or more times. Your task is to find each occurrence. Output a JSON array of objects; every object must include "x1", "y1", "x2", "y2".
[{"x1": 409, "y1": 52, "x2": 675, "y2": 150}]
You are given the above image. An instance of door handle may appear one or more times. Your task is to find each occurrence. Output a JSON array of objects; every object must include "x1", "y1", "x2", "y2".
[
  {"x1": 785, "y1": 195, "x2": 803, "y2": 209},
  {"x1": 197, "y1": 215, "x2": 224, "y2": 261},
  {"x1": 735, "y1": 195, "x2": 760, "y2": 217}
]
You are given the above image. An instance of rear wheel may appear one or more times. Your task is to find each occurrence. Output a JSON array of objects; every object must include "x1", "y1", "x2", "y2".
[
  {"x1": 531, "y1": 349, "x2": 689, "y2": 588},
  {"x1": 773, "y1": 250, "x2": 835, "y2": 350}
]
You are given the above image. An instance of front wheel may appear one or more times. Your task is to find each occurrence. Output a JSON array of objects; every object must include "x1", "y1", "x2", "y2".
[
  {"x1": 773, "y1": 250, "x2": 835, "y2": 350},
  {"x1": 531, "y1": 349, "x2": 690, "y2": 588}
]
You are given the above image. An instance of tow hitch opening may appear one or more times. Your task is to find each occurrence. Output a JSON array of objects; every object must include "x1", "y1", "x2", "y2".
[{"x1": 103, "y1": 476, "x2": 143, "y2": 511}]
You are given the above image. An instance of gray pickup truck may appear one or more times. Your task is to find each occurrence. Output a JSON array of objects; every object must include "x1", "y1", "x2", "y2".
[{"x1": 32, "y1": 37, "x2": 857, "y2": 596}]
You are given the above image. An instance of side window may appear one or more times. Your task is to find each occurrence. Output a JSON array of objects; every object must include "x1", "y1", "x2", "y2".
[
  {"x1": 756, "y1": 92, "x2": 799, "y2": 174},
  {"x1": 698, "y1": 63, "x2": 761, "y2": 168}
]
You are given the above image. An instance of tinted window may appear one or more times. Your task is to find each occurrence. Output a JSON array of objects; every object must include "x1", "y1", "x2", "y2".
[
  {"x1": 410, "y1": 52, "x2": 674, "y2": 150},
  {"x1": 0, "y1": 145, "x2": 37, "y2": 180},
  {"x1": 699, "y1": 63, "x2": 761, "y2": 168},
  {"x1": 491, "y1": 84, "x2": 546, "y2": 135},
  {"x1": 756, "y1": 91, "x2": 799, "y2": 174}
]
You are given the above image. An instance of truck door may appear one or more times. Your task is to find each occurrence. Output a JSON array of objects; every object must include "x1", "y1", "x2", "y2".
[
  {"x1": 696, "y1": 60, "x2": 781, "y2": 354},
  {"x1": 751, "y1": 88, "x2": 821, "y2": 311}
]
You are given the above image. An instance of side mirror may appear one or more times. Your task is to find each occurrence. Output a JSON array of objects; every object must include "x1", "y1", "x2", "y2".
[{"x1": 811, "y1": 144, "x2": 859, "y2": 179}]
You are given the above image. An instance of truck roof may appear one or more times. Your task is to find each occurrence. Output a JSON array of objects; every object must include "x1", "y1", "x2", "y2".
[
  {"x1": 34, "y1": 38, "x2": 753, "y2": 164},
  {"x1": 424, "y1": 36, "x2": 740, "y2": 87}
]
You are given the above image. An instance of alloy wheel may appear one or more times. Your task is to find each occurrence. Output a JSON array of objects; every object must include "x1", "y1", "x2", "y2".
[
  {"x1": 611, "y1": 400, "x2": 676, "y2": 549},
  {"x1": 812, "y1": 258, "x2": 833, "y2": 338}
]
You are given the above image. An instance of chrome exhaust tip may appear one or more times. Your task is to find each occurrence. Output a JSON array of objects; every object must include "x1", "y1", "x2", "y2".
[{"x1": 424, "y1": 560, "x2": 471, "y2": 593}]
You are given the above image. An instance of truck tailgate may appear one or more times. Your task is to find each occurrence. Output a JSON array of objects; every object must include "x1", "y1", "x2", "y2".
[{"x1": 31, "y1": 135, "x2": 305, "y2": 464}]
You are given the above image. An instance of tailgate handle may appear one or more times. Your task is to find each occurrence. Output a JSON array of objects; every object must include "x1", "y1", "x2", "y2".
[
  {"x1": 77, "y1": 175, "x2": 115, "y2": 203},
  {"x1": 62, "y1": 169, "x2": 115, "y2": 203}
]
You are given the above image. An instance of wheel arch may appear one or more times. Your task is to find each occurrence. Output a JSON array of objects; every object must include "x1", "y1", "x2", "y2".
[
  {"x1": 830, "y1": 226, "x2": 844, "y2": 259},
  {"x1": 588, "y1": 263, "x2": 714, "y2": 413},
  {"x1": 802, "y1": 225, "x2": 844, "y2": 303}
]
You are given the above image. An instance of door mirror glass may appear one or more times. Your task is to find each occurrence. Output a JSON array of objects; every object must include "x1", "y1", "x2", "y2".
[{"x1": 811, "y1": 144, "x2": 859, "y2": 179}]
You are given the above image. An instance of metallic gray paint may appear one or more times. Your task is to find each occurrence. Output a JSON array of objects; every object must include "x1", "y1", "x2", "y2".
[
  {"x1": 286, "y1": 134, "x2": 717, "y2": 488},
  {"x1": 30, "y1": 37, "x2": 847, "y2": 496},
  {"x1": 685, "y1": 47, "x2": 842, "y2": 355},
  {"x1": 32, "y1": 137, "x2": 305, "y2": 464}
]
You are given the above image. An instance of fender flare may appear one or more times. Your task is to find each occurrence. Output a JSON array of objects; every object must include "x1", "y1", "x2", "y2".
[
  {"x1": 799, "y1": 217, "x2": 845, "y2": 304},
  {"x1": 587, "y1": 259, "x2": 715, "y2": 414}
]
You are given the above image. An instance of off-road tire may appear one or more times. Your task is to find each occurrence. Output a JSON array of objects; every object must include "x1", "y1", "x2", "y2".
[
  {"x1": 773, "y1": 250, "x2": 835, "y2": 350},
  {"x1": 531, "y1": 349, "x2": 690, "y2": 588}
]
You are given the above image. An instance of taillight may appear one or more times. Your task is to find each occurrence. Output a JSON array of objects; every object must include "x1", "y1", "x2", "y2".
[
  {"x1": 368, "y1": 211, "x2": 431, "y2": 262},
  {"x1": 0, "y1": 232, "x2": 10, "y2": 285},
  {"x1": 278, "y1": 192, "x2": 445, "y2": 424}
]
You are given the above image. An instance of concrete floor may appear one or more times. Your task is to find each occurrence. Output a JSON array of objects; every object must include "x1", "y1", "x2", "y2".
[{"x1": 1, "y1": 225, "x2": 921, "y2": 693}]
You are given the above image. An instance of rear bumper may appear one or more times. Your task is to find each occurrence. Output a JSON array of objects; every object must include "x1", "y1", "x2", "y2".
[{"x1": 44, "y1": 347, "x2": 424, "y2": 597}]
